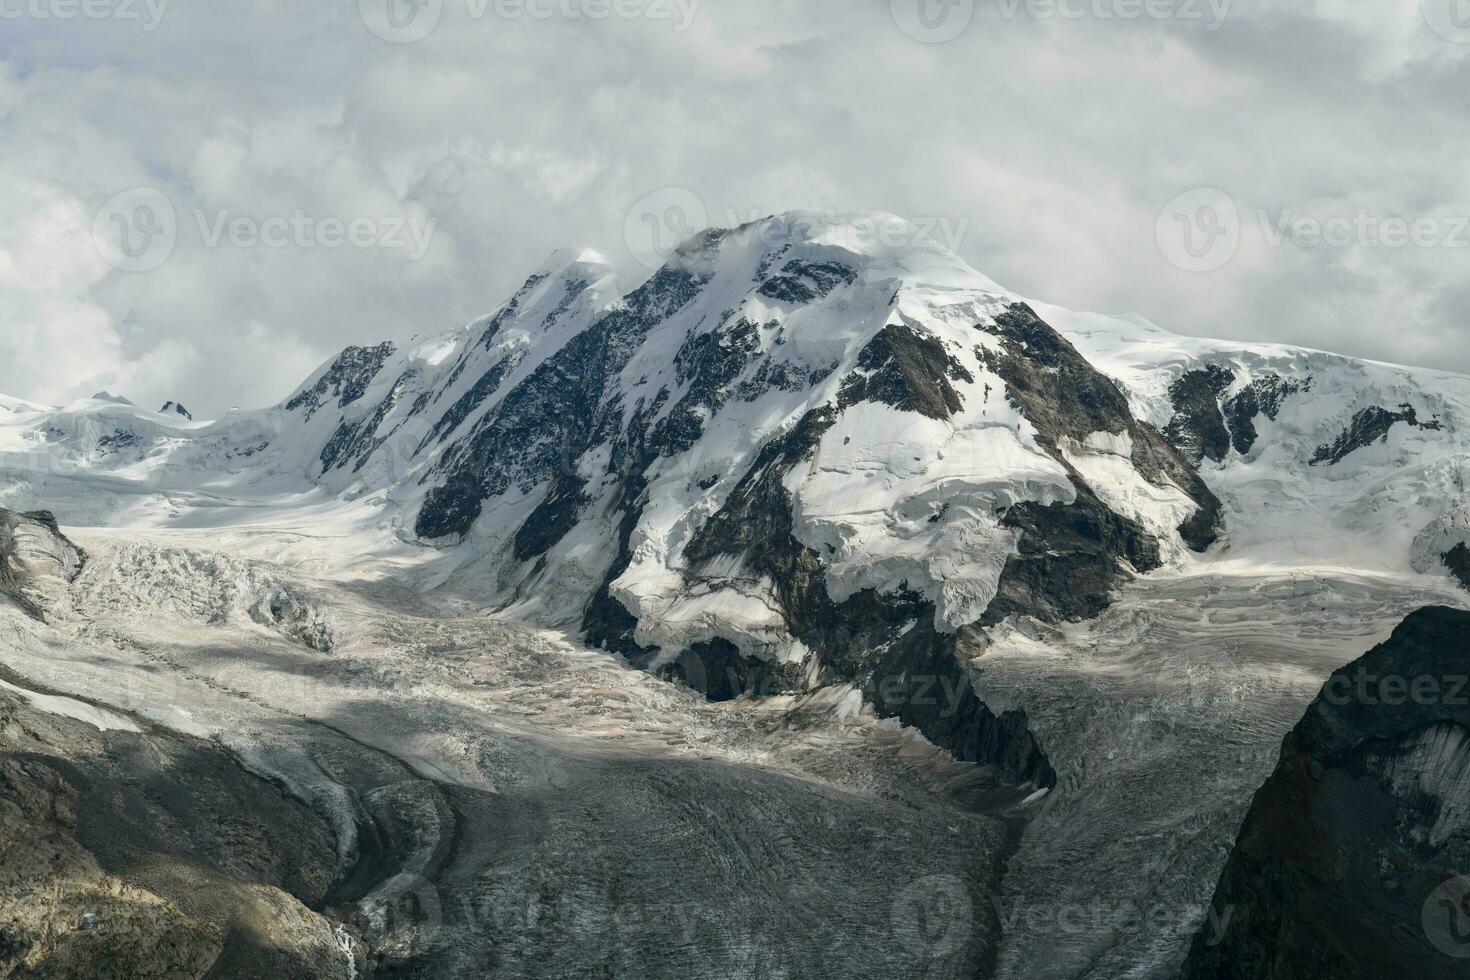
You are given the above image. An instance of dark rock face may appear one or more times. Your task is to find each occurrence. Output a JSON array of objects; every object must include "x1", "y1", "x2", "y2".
[
  {"x1": 415, "y1": 266, "x2": 707, "y2": 542},
  {"x1": 319, "y1": 370, "x2": 417, "y2": 474},
  {"x1": 980, "y1": 303, "x2": 1223, "y2": 552},
  {"x1": 1222, "y1": 373, "x2": 1305, "y2": 455},
  {"x1": 1165, "y1": 366, "x2": 1235, "y2": 464},
  {"x1": 1311, "y1": 403, "x2": 1443, "y2": 466},
  {"x1": 512, "y1": 471, "x2": 588, "y2": 562},
  {"x1": 838, "y1": 323, "x2": 973, "y2": 420},
  {"x1": 416, "y1": 354, "x2": 520, "y2": 457},
  {"x1": 982, "y1": 487, "x2": 1161, "y2": 627},
  {"x1": 756, "y1": 257, "x2": 856, "y2": 304},
  {"x1": 663, "y1": 638, "x2": 808, "y2": 702},
  {"x1": 96, "y1": 429, "x2": 140, "y2": 454},
  {"x1": 284, "y1": 342, "x2": 397, "y2": 421},
  {"x1": 159, "y1": 400, "x2": 192, "y2": 420},
  {"x1": 1180, "y1": 606, "x2": 1470, "y2": 980},
  {"x1": 1444, "y1": 543, "x2": 1470, "y2": 591},
  {"x1": 1159, "y1": 367, "x2": 1308, "y2": 461}
]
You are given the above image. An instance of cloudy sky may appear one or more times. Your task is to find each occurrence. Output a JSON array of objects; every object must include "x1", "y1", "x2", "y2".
[{"x1": 2, "y1": 0, "x2": 1468, "y2": 416}]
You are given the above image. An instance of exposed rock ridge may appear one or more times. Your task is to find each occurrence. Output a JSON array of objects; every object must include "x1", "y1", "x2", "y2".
[
  {"x1": 982, "y1": 303, "x2": 1223, "y2": 553},
  {"x1": 284, "y1": 342, "x2": 398, "y2": 421},
  {"x1": 1311, "y1": 403, "x2": 1444, "y2": 466},
  {"x1": 1162, "y1": 366, "x2": 1310, "y2": 462}
]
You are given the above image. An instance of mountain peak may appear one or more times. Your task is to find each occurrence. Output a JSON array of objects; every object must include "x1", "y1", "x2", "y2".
[
  {"x1": 665, "y1": 209, "x2": 1006, "y2": 297},
  {"x1": 526, "y1": 246, "x2": 619, "y2": 294}
]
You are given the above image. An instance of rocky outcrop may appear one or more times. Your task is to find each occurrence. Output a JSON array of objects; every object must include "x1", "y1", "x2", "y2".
[
  {"x1": 1310, "y1": 403, "x2": 1443, "y2": 466},
  {"x1": 1158, "y1": 367, "x2": 1309, "y2": 461},
  {"x1": 756, "y1": 256, "x2": 857, "y2": 303},
  {"x1": 981, "y1": 303, "x2": 1223, "y2": 552},
  {"x1": 1164, "y1": 366, "x2": 1235, "y2": 464},
  {"x1": 0, "y1": 509, "x2": 84, "y2": 621},
  {"x1": 982, "y1": 487, "x2": 1161, "y2": 626},
  {"x1": 837, "y1": 322, "x2": 973, "y2": 420},
  {"x1": 1180, "y1": 606, "x2": 1470, "y2": 980},
  {"x1": 415, "y1": 264, "x2": 707, "y2": 541},
  {"x1": 285, "y1": 343, "x2": 398, "y2": 421},
  {"x1": 1445, "y1": 543, "x2": 1470, "y2": 591},
  {"x1": 159, "y1": 401, "x2": 192, "y2": 420},
  {"x1": 1221, "y1": 373, "x2": 1305, "y2": 455}
]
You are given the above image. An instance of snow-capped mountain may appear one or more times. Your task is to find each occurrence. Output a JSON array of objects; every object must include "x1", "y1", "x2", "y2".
[
  {"x1": 4, "y1": 214, "x2": 1470, "y2": 753},
  {"x1": 4, "y1": 211, "x2": 1469, "y2": 978},
  {"x1": 7, "y1": 214, "x2": 1467, "y2": 605},
  {"x1": 5, "y1": 215, "x2": 1470, "y2": 736}
]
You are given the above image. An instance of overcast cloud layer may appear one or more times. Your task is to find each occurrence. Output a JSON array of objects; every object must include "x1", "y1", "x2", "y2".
[{"x1": 1, "y1": 0, "x2": 1468, "y2": 416}]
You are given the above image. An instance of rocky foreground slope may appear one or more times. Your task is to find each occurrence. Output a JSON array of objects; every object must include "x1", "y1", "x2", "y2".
[
  {"x1": 1180, "y1": 606, "x2": 1470, "y2": 979},
  {"x1": 1, "y1": 509, "x2": 345, "y2": 979},
  {"x1": 0, "y1": 680, "x2": 345, "y2": 979}
]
